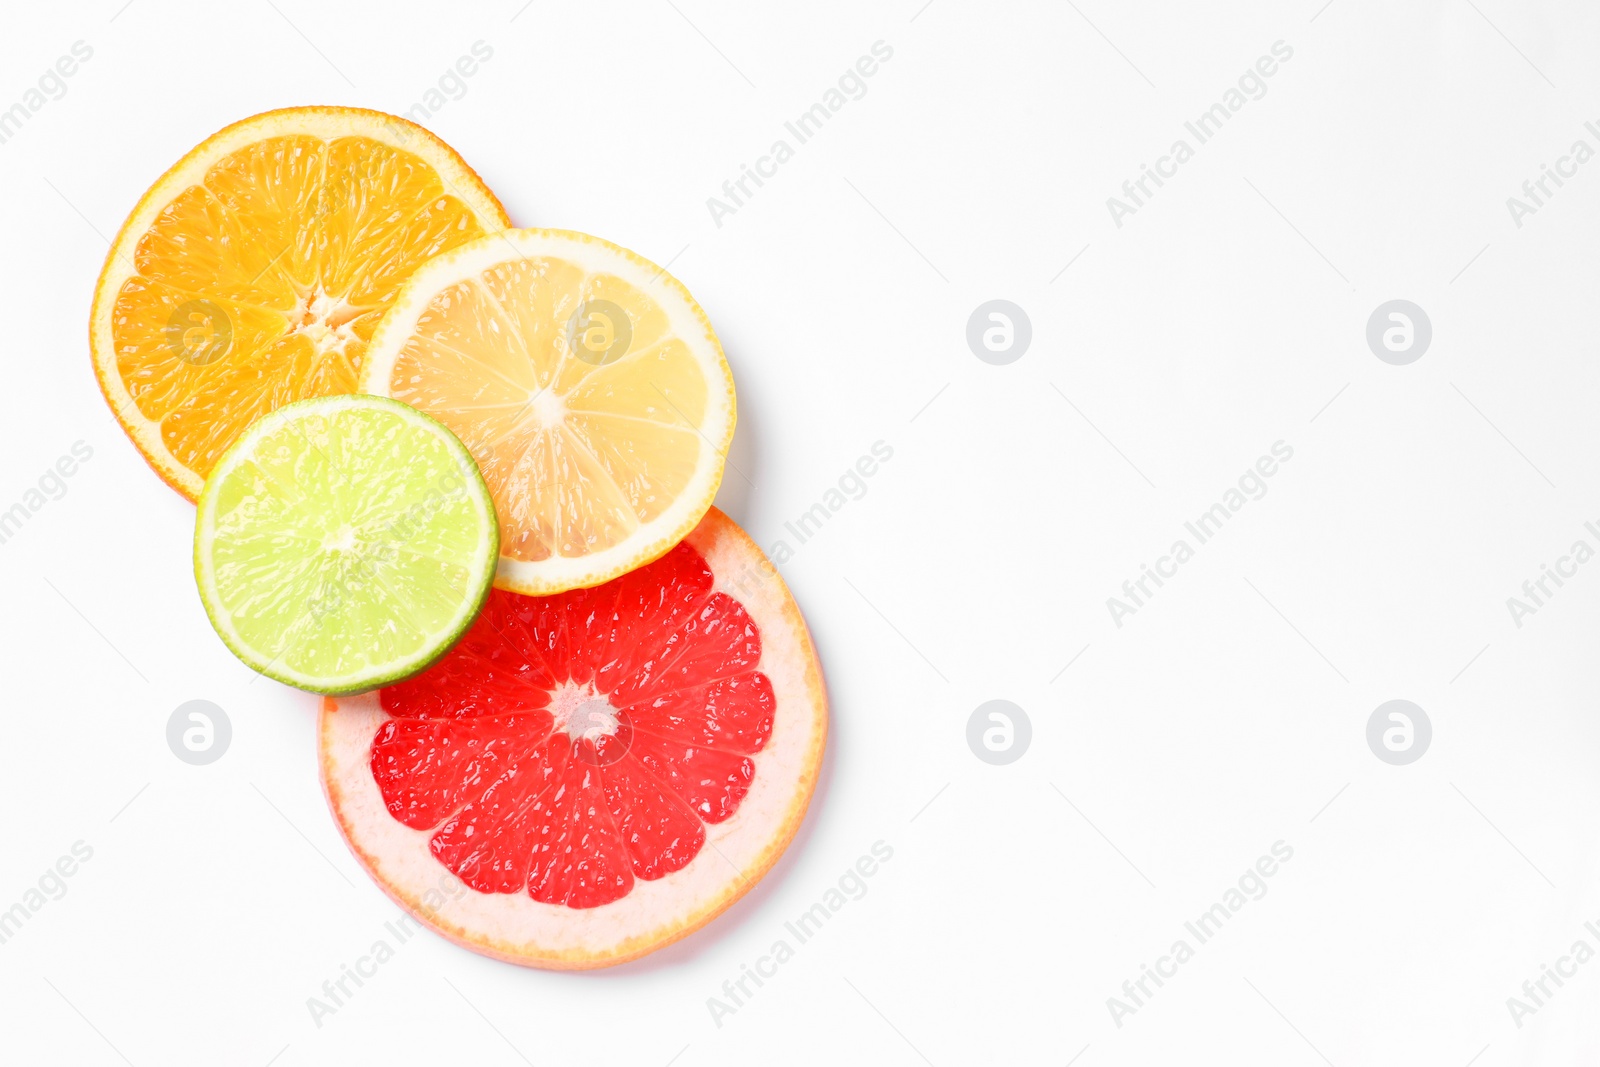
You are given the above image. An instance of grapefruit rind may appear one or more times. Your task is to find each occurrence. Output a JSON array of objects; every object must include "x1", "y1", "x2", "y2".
[
  {"x1": 319, "y1": 507, "x2": 826, "y2": 968},
  {"x1": 358, "y1": 228, "x2": 736, "y2": 597},
  {"x1": 90, "y1": 106, "x2": 512, "y2": 501},
  {"x1": 194, "y1": 394, "x2": 500, "y2": 696}
]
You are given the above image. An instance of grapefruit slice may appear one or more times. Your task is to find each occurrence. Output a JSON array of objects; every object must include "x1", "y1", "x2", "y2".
[
  {"x1": 90, "y1": 106, "x2": 510, "y2": 500},
  {"x1": 359, "y1": 228, "x2": 736, "y2": 597},
  {"x1": 320, "y1": 507, "x2": 825, "y2": 968}
]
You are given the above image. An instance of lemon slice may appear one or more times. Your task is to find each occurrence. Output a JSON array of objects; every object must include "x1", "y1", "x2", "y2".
[
  {"x1": 194, "y1": 394, "x2": 499, "y2": 695},
  {"x1": 360, "y1": 229, "x2": 736, "y2": 595},
  {"x1": 91, "y1": 106, "x2": 510, "y2": 500}
]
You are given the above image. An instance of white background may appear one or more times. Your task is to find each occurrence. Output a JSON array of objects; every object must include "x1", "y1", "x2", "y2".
[{"x1": 2, "y1": 1, "x2": 1599, "y2": 1063}]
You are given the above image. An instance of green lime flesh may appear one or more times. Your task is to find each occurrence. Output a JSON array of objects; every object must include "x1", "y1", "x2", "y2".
[{"x1": 195, "y1": 395, "x2": 499, "y2": 695}]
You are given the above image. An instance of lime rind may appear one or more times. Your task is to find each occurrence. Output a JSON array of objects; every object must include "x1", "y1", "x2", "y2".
[{"x1": 195, "y1": 394, "x2": 499, "y2": 695}]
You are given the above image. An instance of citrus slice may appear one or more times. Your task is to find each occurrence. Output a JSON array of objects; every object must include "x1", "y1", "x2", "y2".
[
  {"x1": 91, "y1": 106, "x2": 511, "y2": 501},
  {"x1": 195, "y1": 394, "x2": 499, "y2": 695},
  {"x1": 359, "y1": 228, "x2": 736, "y2": 596},
  {"x1": 320, "y1": 507, "x2": 826, "y2": 968}
]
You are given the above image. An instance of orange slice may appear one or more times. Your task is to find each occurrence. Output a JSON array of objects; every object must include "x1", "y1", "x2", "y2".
[
  {"x1": 320, "y1": 507, "x2": 827, "y2": 968},
  {"x1": 359, "y1": 228, "x2": 736, "y2": 596},
  {"x1": 90, "y1": 106, "x2": 511, "y2": 500}
]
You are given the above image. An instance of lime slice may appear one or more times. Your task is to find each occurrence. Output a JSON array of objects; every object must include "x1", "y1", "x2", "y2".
[{"x1": 194, "y1": 394, "x2": 499, "y2": 695}]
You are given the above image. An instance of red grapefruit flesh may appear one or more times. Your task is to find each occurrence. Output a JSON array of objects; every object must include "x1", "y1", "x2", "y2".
[{"x1": 320, "y1": 507, "x2": 826, "y2": 968}]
